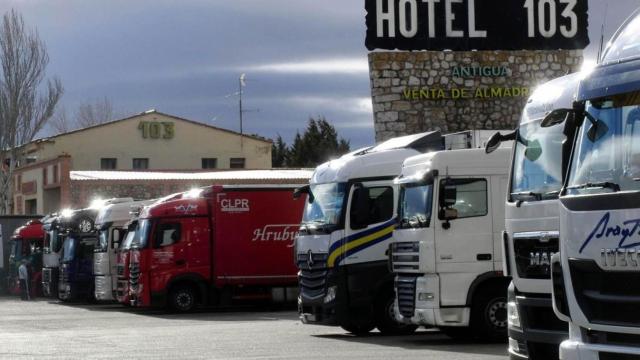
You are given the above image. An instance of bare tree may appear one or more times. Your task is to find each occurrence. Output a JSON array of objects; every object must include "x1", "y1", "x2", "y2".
[
  {"x1": 48, "y1": 97, "x2": 116, "y2": 134},
  {"x1": 50, "y1": 105, "x2": 72, "y2": 134},
  {"x1": 76, "y1": 97, "x2": 114, "y2": 128},
  {"x1": 0, "y1": 10, "x2": 63, "y2": 214}
]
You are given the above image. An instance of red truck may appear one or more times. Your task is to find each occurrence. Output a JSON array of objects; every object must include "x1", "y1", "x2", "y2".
[
  {"x1": 128, "y1": 185, "x2": 306, "y2": 312},
  {"x1": 8, "y1": 219, "x2": 45, "y2": 297},
  {"x1": 115, "y1": 218, "x2": 140, "y2": 305}
]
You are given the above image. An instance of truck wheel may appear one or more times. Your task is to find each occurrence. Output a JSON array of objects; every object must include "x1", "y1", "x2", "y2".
[
  {"x1": 169, "y1": 286, "x2": 196, "y2": 313},
  {"x1": 340, "y1": 322, "x2": 375, "y2": 335},
  {"x1": 471, "y1": 286, "x2": 508, "y2": 341},
  {"x1": 375, "y1": 293, "x2": 418, "y2": 335}
]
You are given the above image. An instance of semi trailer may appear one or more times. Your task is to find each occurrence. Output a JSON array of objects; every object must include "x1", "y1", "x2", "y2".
[{"x1": 128, "y1": 184, "x2": 307, "y2": 312}]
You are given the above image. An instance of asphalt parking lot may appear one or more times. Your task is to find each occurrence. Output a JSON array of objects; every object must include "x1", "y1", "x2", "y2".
[{"x1": 0, "y1": 297, "x2": 508, "y2": 359}]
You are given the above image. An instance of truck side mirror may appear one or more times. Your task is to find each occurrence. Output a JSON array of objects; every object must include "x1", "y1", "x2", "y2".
[
  {"x1": 587, "y1": 116, "x2": 609, "y2": 142},
  {"x1": 441, "y1": 208, "x2": 458, "y2": 221},
  {"x1": 485, "y1": 131, "x2": 516, "y2": 154},
  {"x1": 294, "y1": 185, "x2": 311, "y2": 201},
  {"x1": 111, "y1": 228, "x2": 123, "y2": 249},
  {"x1": 541, "y1": 108, "x2": 573, "y2": 128},
  {"x1": 440, "y1": 184, "x2": 457, "y2": 208},
  {"x1": 350, "y1": 184, "x2": 370, "y2": 230}
]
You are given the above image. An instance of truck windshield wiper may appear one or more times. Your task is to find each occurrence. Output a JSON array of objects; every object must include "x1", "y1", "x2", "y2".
[
  {"x1": 566, "y1": 182, "x2": 621, "y2": 192},
  {"x1": 541, "y1": 190, "x2": 560, "y2": 199},
  {"x1": 510, "y1": 191, "x2": 542, "y2": 201}
]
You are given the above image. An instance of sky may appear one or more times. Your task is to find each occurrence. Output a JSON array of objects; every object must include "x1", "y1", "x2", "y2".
[{"x1": 0, "y1": 0, "x2": 639, "y2": 149}]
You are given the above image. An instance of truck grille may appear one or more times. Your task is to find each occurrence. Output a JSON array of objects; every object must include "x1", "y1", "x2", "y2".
[
  {"x1": 297, "y1": 252, "x2": 327, "y2": 300},
  {"x1": 513, "y1": 232, "x2": 559, "y2": 279},
  {"x1": 129, "y1": 263, "x2": 140, "y2": 290},
  {"x1": 396, "y1": 276, "x2": 417, "y2": 318},
  {"x1": 43, "y1": 268, "x2": 51, "y2": 282},
  {"x1": 391, "y1": 242, "x2": 420, "y2": 273},
  {"x1": 569, "y1": 259, "x2": 640, "y2": 328},
  {"x1": 117, "y1": 264, "x2": 124, "y2": 276},
  {"x1": 60, "y1": 266, "x2": 70, "y2": 283}
]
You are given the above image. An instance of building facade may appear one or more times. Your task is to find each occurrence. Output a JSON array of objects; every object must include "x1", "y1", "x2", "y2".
[{"x1": 11, "y1": 110, "x2": 273, "y2": 214}]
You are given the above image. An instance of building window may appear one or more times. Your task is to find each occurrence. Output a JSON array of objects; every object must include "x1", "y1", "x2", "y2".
[
  {"x1": 15, "y1": 174, "x2": 21, "y2": 192},
  {"x1": 230, "y1": 158, "x2": 245, "y2": 169},
  {"x1": 25, "y1": 199, "x2": 37, "y2": 215},
  {"x1": 101, "y1": 158, "x2": 117, "y2": 170},
  {"x1": 132, "y1": 158, "x2": 149, "y2": 170},
  {"x1": 43, "y1": 167, "x2": 48, "y2": 186},
  {"x1": 202, "y1": 158, "x2": 217, "y2": 169},
  {"x1": 53, "y1": 164, "x2": 59, "y2": 183}
]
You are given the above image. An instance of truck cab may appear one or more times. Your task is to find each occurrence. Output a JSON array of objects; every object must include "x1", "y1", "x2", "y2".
[
  {"x1": 296, "y1": 131, "x2": 448, "y2": 334},
  {"x1": 58, "y1": 208, "x2": 100, "y2": 301},
  {"x1": 115, "y1": 218, "x2": 142, "y2": 305},
  {"x1": 93, "y1": 199, "x2": 152, "y2": 301},
  {"x1": 391, "y1": 147, "x2": 511, "y2": 340},
  {"x1": 547, "y1": 9, "x2": 640, "y2": 359},
  {"x1": 486, "y1": 73, "x2": 579, "y2": 359},
  {"x1": 42, "y1": 214, "x2": 63, "y2": 297},
  {"x1": 8, "y1": 219, "x2": 45, "y2": 297}
]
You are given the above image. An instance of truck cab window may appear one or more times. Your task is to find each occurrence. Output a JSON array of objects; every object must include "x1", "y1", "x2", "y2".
[
  {"x1": 439, "y1": 179, "x2": 488, "y2": 219},
  {"x1": 351, "y1": 186, "x2": 394, "y2": 228},
  {"x1": 155, "y1": 223, "x2": 181, "y2": 248}
]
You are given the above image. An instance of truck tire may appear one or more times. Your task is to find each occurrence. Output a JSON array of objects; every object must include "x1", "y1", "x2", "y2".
[
  {"x1": 340, "y1": 322, "x2": 375, "y2": 335},
  {"x1": 375, "y1": 292, "x2": 418, "y2": 335},
  {"x1": 169, "y1": 286, "x2": 196, "y2": 313},
  {"x1": 471, "y1": 286, "x2": 508, "y2": 341}
]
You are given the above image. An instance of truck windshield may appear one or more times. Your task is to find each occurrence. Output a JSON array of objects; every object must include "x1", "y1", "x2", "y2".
[
  {"x1": 301, "y1": 183, "x2": 347, "y2": 233},
  {"x1": 132, "y1": 219, "x2": 152, "y2": 248},
  {"x1": 61, "y1": 237, "x2": 76, "y2": 263},
  {"x1": 95, "y1": 229, "x2": 109, "y2": 253},
  {"x1": 10, "y1": 240, "x2": 22, "y2": 261},
  {"x1": 511, "y1": 119, "x2": 565, "y2": 201},
  {"x1": 567, "y1": 92, "x2": 640, "y2": 195},
  {"x1": 44, "y1": 229, "x2": 62, "y2": 254},
  {"x1": 398, "y1": 183, "x2": 433, "y2": 229}
]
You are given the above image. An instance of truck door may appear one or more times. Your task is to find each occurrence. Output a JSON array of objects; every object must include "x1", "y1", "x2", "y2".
[
  {"x1": 343, "y1": 181, "x2": 397, "y2": 302},
  {"x1": 149, "y1": 219, "x2": 183, "y2": 292},
  {"x1": 434, "y1": 176, "x2": 494, "y2": 306}
]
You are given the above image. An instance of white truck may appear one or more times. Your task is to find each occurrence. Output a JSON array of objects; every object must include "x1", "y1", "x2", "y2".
[
  {"x1": 485, "y1": 73, "x2": 580, "y2": 358},
  {"x1": 391, "y1": 147, "x2": 511, "y2": 340},
  {"x1": 544, "y1": 9, "x2": 640, "y2": 360},
  {"x1": 295, "y1": 130, "x2": 501, "y2": 335},
  {"x1": 93, "y1": 199, "x2": 153, "y2": 301}
]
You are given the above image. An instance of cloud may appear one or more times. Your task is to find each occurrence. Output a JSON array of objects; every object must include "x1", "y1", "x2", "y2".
[{"x1": 242, "y1": 58, "x2": 369, "y2": 75}]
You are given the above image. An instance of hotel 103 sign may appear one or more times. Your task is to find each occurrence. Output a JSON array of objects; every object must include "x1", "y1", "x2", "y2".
[{"x1": 365, "y1": 0, "x2": 589, "y2": 51}]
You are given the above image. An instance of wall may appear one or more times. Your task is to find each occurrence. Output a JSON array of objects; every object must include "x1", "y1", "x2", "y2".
[{"x1": 369, "y1": 50, "x2": 583, "y2": 142}]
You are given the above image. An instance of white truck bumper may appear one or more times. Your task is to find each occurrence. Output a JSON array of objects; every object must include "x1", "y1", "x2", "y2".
[
  {"x1": 560, "y1": 339, "x2": 640, "y2": 360},
  {"x1": 395, "y1": 275, "x2": 470, "y2": 327}
]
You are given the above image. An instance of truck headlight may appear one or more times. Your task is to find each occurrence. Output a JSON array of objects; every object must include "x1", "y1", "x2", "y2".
[
  {"x1": 418, "y1": 292, "x2": 434, "y2": 301},
  {"x1": 324, "y1": 286, "x2": 337, "y2": 303},
  {"x1": 507, "y1": 301, "x2": 521, "y2": 329}
]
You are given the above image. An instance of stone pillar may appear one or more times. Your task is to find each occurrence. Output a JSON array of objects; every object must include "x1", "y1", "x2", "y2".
[{"x1": 369, "y1": 50, "x2": 583, "y2": 142}]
